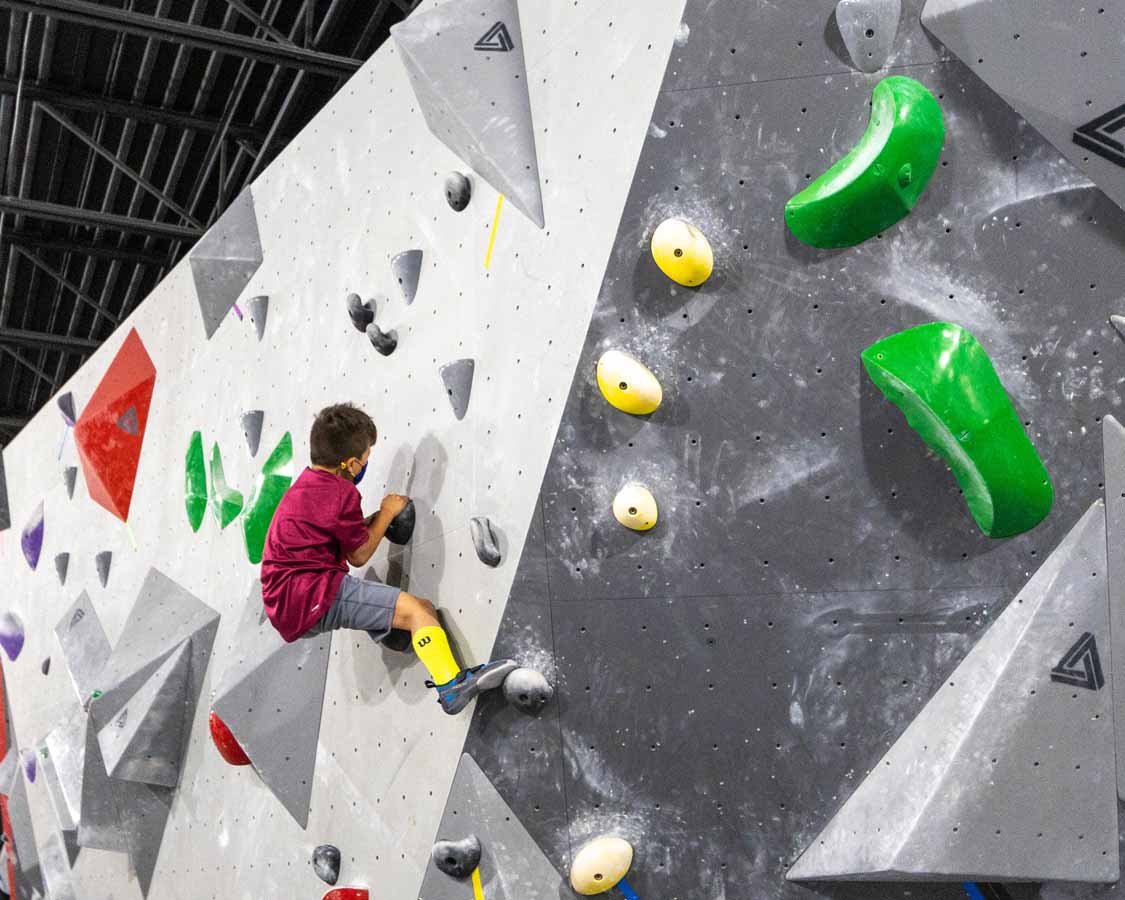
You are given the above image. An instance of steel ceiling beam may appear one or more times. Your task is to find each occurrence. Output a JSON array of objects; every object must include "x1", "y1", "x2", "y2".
[
  {"x1": 224, "y1": 0, "x2": 294, "y2": 47},
  {"x1": 12, "y1": 244, "x2": 119, "y2": 325},
  {"x1": 2, "y1": 0, "x2": 363, "y2": 76},
  {"x1": 0, "y1": 195, "x2": 202, "y2": 239},
  {"x1": 0, "y1": 75, "x2": 269, "y2": 141},
  {"x1": 0, "y1": 324, "x2": 96, "y2": 351},
  {"x1": 1, "y1": 230, "x2": 168, "y2": 266},
  {"x1": 1, "y1": 344, "x2": 61, "y2": 388}
]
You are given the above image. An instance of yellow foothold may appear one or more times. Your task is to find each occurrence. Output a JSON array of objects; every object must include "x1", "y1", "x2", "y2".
[
  {"x1": 596, "y1": 350, "x2": 662, "y2": 416},
  {"x1": 613, "y1": 483, "x2": 658, "y2": 532},
  {"x1": 651, "y1": 217, "x2": 713, "y2": 287},
  {"x1": 570, "y1": 836, "x2": 634, "y2": 895}
]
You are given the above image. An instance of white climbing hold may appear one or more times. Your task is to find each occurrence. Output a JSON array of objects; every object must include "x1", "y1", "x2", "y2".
[{"x1": 613, "y1": 483, "x2": 658, "y2": 532}]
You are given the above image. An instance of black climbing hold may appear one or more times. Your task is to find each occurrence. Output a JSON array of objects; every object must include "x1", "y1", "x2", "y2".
[
  {"x1": 391, "y1": 250, "x2": 423, "y2": 305},
  {"x1": 383, "y1": 628, "x2": 413, "y2": 652},
  {"x1": 439, "y1": 358, "x2": 475, "y2": 421},
  {"x1": 445, "y1": 172, "x2": 472, "y2": 212},
  {"x1": 502, "y1": 667, "x2": 553, "y2": 714},
  {"x1": 366, "y1": 322, "x2": 397, "y2": 356},
  {"x1": 63, "y1": 466, "x2": 77, "y2": 499},
  {"x1": 54, "y1": 552, "x2": 70, "y2": 586},
  {"x1": 312, "y1": 844, "x2": 341, "y2": 885},
  {"x1": 95, "y1": 550, "x2": 112, "y2": 588},
  {"x1": 346, "y1": 293, "x2": 376, "y2": 333},
  {"x1": 469, "y1": 516, "x2": 501, "y2": 567},
  {"x1": 57, "y1": 392, "x2": 77, "y2": 426},
  {"x1": 40, "y1": 657, "x2": 50, "y2": 676},
  {"x1": 432, "y1": 835, "x2": 482, "y2": 879},
  {"x1": 384, "y1": 499, "x2": 415, "y2": 545}
]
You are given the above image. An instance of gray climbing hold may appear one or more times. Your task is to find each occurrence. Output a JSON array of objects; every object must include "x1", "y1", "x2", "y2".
[
  {"x1": 63, "y1": 466, "x2": 77, "y2": 499},
  {"x1": 41, "y1": 656, "x2": 49, "y2": 676},
  {"x1": 241, "y1": 410, "x2": 265, "y2": 458},
  {"x1": 445, "y1": 172, "x2": 472, "y2": 212},
  {"x1": 469, "y1": 516, "x2": 501, "y2": 567},
  {"x1": 57, "y1": 392, "x2": 77, "y2": 427},
  {"x1": 391, "y1": 0, "x2": 545, "y2": 227},
  {"x1": 312, "y1": 844, "x2": 341, "y2": 885},
  {"x1": 366, "y1": 322, "x2": 397, "y2": 356},
  {"x1": 391, "y1": 250, "x2": 423, "y2": 305},
  {"x1": 502, "y1": 667, "x2": 553, "y2": 714},
  {"x1": 1111, "y1": 314, "x2": 1125, "y2": 340},
  {"x1": 188, "y1": 188, "x2": 264, "y2": 339},
  {"x1": 385, "y1": 499, "x2": 415, "y2": 545},
  {"x1": 432, "y1": 835, "x2": 482, "y2": 879},
  {"x1": 54, "y1": 552, "x2": 70, "y2": 586},
  {"x1": 440, "y1": 358, "x2": 475, "y2": 421},
  {"x1": 345, "y1": 293, "x2": 376, "y2": 333},
  {"x1": 116, "y1": 405, "x2": 139, "y2": 436},
  {"x1": 836, "y1": 0, "x2": 901, "y2": 73},
  {"x1": 247, "y1": 294, "x2": 269, "y2": 341},
  {"x1": 95, "y1": 551, "x2": 112, "y2": 588},
  {"x1": 788, "y1": 501, "x2": 1118, "y2": 882}
]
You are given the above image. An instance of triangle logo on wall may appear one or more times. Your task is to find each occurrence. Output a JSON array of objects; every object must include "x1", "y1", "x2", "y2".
[
  {"x1": 474, "y1": 21, "x2": 514, "y2": 51},
  {"x1": 1073, "y1": 103, "x2": 1125, "y2": 169},
  {"x1": 1050, "y1": 631, "x2": 1105, "y2": 690}
]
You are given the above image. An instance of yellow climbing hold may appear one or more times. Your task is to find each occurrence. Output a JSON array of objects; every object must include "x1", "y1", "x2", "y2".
[
  {"x1": 596, "y1": 350, "x2": 662, "y2": 416},
  {"x1": 613, "y1": 483, "x2": 658, "y2": 532},
  {"x1": 570, "y1": 836, "x2": 634, "y2": 895},
  {"x1": 651, "y1": 217, "x2": 712, "y2": 286}
]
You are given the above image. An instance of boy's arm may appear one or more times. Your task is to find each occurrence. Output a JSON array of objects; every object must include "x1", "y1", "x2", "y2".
[{"x1": 346, "y1": 494, "x2": 409, "y2": 567}]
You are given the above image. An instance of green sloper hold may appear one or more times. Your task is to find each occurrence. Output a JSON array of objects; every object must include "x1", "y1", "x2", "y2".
[
  {"x1": 785, "y1": 76, "x2": 944, "y2": 248},
  {"x1": 185, "y1": 431, "x2": 207, "y2": 532},
  {"x1": 209, "y1": 442, "x2": 244, "y2": 529},
  {"x1": 242, "y1": 432, "x2": 294, "y2": 564},
  {"x1": 862, "y1": 322, "x2": 1052, "y2": 538}
]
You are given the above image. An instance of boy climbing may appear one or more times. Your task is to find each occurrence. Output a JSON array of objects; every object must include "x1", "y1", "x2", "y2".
[{"x1": 260, "y1": 403, "x2": 516, "y2": 714}]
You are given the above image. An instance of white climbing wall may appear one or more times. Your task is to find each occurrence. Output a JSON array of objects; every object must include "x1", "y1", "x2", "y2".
[{"x1": 0, "y1": 1, "x2": 687, "y2": 897}]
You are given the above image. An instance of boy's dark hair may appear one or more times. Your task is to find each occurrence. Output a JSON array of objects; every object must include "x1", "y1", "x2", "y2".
[{"x1": 310, "y1": 403, "x2": 377, "y2": 467}]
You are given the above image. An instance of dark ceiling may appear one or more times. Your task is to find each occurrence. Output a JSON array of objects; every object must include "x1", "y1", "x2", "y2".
[{"x1": 0, "y1": 0, "x2": 416, "y2": 444}]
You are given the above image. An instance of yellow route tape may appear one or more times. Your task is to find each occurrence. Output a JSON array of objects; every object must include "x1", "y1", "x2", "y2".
[
  {"x1": 472, "y1": 866, "x2": 484, "y2": 900},
  {"x1": 484, "y1": 194, "x2": 504, "y2": 269}
]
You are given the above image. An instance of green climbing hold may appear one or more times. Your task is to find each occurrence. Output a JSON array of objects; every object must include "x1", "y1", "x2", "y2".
[
  {"x1": 209, "y1": 442, "x2": 244, "y2": 529},
  {"x1": 242, "y1": 432, "x2": 294, "y2": 564},
  {"x1": 785, "y1": 76, "x2": 944, "y2": 248},
  {"x1": 862, "y1": 322, "x2": 1052, "y2": 538},
  {"x1": 185, "y1": 431, "x2": 207, "y2": 532}
]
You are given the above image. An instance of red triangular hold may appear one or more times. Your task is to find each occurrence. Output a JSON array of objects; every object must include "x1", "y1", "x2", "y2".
[
  {"x1": 322, "y1": 891, "x2": 368, "y2": 900},
  {"x1": 73, "y1": 328, "x2": 156, "y2": 522}
]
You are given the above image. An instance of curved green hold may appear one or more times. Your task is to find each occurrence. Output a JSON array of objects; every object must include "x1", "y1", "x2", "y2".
[
  {"x1": 862, "y1": 322, "x2": 1052, "y2": 538},
  {"x1": 785, "y1": 76, "x2": 945, "y2": 248},
  {"x1": 185, "y1": 431, "x2": 207, "y2": 533},
  {"x1": 242, "y1": 432, "x2": 294, "y2": 564},
  {"x1": 209, "y1": 442, "x2": 244, "y2": 530}
]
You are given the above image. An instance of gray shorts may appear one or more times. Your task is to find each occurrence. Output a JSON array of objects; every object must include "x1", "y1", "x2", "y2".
[{"x1": 301, "y1": 574, "x2": 401, "y2": 642}]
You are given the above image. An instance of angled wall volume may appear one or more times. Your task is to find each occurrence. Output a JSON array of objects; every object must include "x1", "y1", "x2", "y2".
[
  {"x1": 1101, "y1": 415, "x2": 1125, "y2": 799},
  {"x1": 187, "y1": 188, "x2": 264, "y2": 339},
  {"x1": 787, "y1": 502, "x2": 1118, "y2": 883}
]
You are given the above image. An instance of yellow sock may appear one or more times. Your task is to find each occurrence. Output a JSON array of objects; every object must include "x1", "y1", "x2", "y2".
[{"x1": 412, "y1": 626, "x2": 461, "y2": 686}]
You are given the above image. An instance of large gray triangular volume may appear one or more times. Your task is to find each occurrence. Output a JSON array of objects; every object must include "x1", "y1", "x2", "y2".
[
  {"x1": 241, "y1": 409, "x2": 265, "y2": 458},
  {"x1": 1102, "y1": 415, "x2": 1125, "y2": 800},
  {"x1": 5, "y1": 759, "x2": 44, "y2": 900},
  {"x1": 439, "y1": 358, "x2": 475, "y2": 421},
  {"x1": 55, "y1": 592, "x2": 111, "y2": 704},
  {"x1": 212, "y1": 579, "x2": 332, "y2": 828},
  {"x1": 391, "y1": 0, "x2": 545, "y2": 228},
  {"x1": 788, "y1": 501, "x2": 1118, "y2": 883},
  {"x1": 188, "y1": 188, "x2": 264, "y2": 339},
  {"x1": 95, "y1": 550, "x2": 112, "y2": 587},
  {"x1": 921, "y1": 0, "x2": 1125, "y2": 213},
  {"x1": 391, "y1": 250, "x2": 423, "y2": 305},
  {"x1": 836, "y1": 0, "x2": 900, "y2": 72},
  {"x1": 247, "y1": 295, "x2": 269, "y2": 341},
  {"x1": 419, "y1": 753, "x2": 573, "y2": 900},
  {"x1": 40, "y1": 831, "x2": 78, "y2": 900}
]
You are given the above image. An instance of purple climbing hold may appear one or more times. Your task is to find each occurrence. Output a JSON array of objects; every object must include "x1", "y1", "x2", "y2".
[
  {"x1": 21, "y1": 750, "x2": 36, "y2": 783},
  {"x1": 0, "y1": 612, "x2": 25, "y2": 661},
  {"x1": 21, "y1": 502, "x2": 44, "y2": 570}
]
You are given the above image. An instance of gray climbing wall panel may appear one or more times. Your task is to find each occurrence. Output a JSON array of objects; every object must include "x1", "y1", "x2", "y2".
[
  {"x1": 921, "y1": 0, "x2": 1125, "y2": 214},
  {"x1": 419, "y1": 753, "x2": 576, "y2": 900},
  {"x1": 461, "y1": 2, "x2": 1125, "y2": 899},
  {"x1": 1102, "y1": 415, "x2": 1125, "y2": 801},
  {"x1": 54, "y1": 592, "x2": 110, "y2": 704},
  {"x1": 187, "y1": 188, "x2": 264, "y2": 339},
  {"x1": 391, "y1": 0, "x2": 545, "y2": 227},
  {"x1": 211, "y1": 579, "x2": 332, "y2": 829},
  {"x1": 789, "y1": 502, "x2": 1117, "y2": 882}
]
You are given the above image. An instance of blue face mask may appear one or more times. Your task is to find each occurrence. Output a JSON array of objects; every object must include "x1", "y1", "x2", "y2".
[{"x1": 353, "y1": 461, "x2": 368, "y2": 485}]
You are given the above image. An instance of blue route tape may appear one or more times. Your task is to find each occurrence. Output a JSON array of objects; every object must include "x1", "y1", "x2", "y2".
[
  {"x1": 617, "y1": 877, "x2": 640, "y2": 900},
  {"x1": 963, "y1": 883, "x2": 986, "y2": 900}
]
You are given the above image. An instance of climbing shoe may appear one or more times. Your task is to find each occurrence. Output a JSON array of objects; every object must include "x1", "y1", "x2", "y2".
[{"x1": 429, "y1": 659, "x2": 519, "y2": 715}]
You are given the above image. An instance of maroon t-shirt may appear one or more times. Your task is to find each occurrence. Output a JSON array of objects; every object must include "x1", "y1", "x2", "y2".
[{"x1": 260, "y1": 467, "x2": 370, "y2": 642}]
